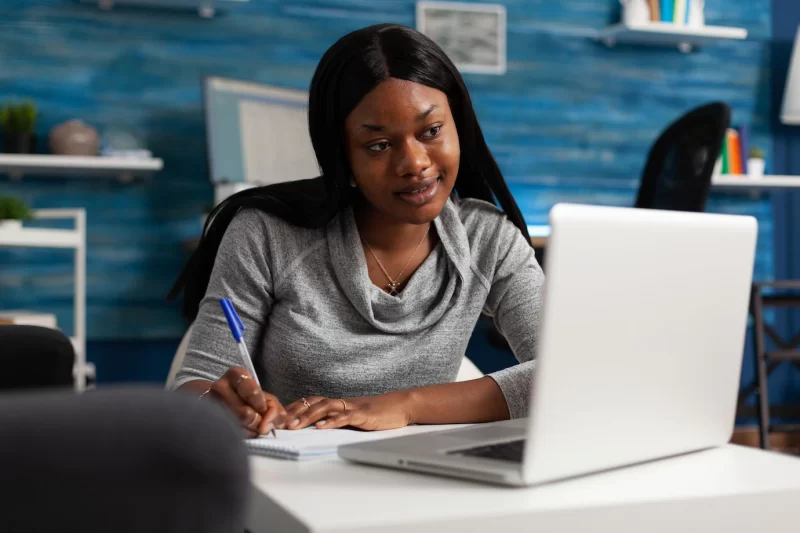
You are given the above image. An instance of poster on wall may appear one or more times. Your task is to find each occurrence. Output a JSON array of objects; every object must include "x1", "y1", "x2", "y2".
[{"x1": 416, "y1": 1, "x2": 507, "y2": 75}]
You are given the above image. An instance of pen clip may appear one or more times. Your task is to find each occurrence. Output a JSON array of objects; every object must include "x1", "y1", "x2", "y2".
[{"x1": 220, "y1": 298, "x2": 246, "y2": 342}]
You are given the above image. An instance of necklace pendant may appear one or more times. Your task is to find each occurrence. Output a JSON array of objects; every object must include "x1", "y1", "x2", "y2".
[{"x1": 387, "y1": 281, "x2": 400, "y2": 296}]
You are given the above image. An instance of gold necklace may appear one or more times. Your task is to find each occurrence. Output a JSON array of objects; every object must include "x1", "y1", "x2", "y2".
[{"x1": 361, "y1": 225, "x2": 431, "y2": 296}]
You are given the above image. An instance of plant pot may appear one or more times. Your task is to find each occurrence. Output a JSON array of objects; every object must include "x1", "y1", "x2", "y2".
[
  {"x1": 0, "y1": 219, "x2": 23, "y2": 231},
  {"x1": 748, "y1": 158, "x2": 765, "y2": 178},
  {"x1": 2, "y1": 132, "x2": 36, "y2": 154}
]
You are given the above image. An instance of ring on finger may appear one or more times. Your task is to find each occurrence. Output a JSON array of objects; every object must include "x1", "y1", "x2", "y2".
[
  {"x1": 340, "y1": 399, "x2": 347, "y2": 412},
  {"x1": 247, "y1": 410, "x2": 260, "y2": 428},
  {"x1": 302, "y1": 397, "x2": 311, "y2": 409},
  {"x1": 235, "y1": 374, "x2": 249, "y2": 387}
]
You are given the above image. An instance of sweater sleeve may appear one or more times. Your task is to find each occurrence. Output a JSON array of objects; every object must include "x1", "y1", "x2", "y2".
[
  {"x1": 171, "y1": 209, "x2": 275, "y2": 389},
  {"x1": 482, "y1": 220, "x2": 544, "y2": 419}
]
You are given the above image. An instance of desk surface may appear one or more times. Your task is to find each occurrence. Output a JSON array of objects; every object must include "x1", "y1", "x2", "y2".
[{"x1": 248, "y1": 443, "x2": 800, "y2": 533}]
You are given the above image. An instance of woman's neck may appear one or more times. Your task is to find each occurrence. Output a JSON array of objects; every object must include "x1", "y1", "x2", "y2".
[{"x1": 354, "y1": 204, "x2": 432, "y2": 253}]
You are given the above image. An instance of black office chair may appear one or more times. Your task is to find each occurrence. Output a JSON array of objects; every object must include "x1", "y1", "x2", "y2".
[
  {"x1": 487, "y1": 102, "x2": 732, "y2": 352},
  {"x1": 0, "y1": 387, "x2": 250, "y2": 533},
  {"x1": 0, "y1": 325, "x2": 75, "y2": 390},
  {"x1": 634, "y1": 101, "x2": 731, "y2": 213}
]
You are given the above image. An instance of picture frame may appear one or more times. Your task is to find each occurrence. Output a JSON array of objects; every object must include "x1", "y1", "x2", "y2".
[{"x1": 416, "y1": 1, "x2": 507, "y2": 75}]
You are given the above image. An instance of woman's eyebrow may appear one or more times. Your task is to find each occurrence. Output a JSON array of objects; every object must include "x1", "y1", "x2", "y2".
[{"x1": 359, "y1": 104, "x2": 440, "y2": 132}]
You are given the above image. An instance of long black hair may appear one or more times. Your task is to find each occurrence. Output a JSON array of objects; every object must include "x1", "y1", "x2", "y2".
[{"x1": 168, "y1": 23, "x2": 531, "y2": 322}]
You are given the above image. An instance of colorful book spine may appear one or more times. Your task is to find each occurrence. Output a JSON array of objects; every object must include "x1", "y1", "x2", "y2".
[
  {"x1": 674, "y1": 0, "x2": 687, "y2": 25},
  {"x1": 648, "y1": 0, "x2": 661, "y2": 22},
  {"x1": 721, "y1": 133, "x2": 730, "y2": 175},
  {"x1": 727, "y1": 129, "x2": 742, "y2": 175},
  {"x1": 737, "y1": 125, "x2": 750, "y2": 175},
  {"x1": 661, "y1": 0, "x2": 674, "y2": 22}
]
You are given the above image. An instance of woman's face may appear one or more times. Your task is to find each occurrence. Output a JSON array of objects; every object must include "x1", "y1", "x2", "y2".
[{"x1": 344, "y1": 78, "x2": 460, "y2": 225}]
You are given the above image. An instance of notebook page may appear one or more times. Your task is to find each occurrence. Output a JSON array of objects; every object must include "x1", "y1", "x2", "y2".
[{"x1": 245, "y1": 424, "x2": 471, "y2": 460}]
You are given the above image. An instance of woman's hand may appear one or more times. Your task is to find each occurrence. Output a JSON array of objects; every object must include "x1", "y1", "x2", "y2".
[
  {"x1": 283, "y1": 390, "x2": 415, "y2": 431},
  {"x1": 205, "y1": 367, "x2": 287, "y2": 437}
]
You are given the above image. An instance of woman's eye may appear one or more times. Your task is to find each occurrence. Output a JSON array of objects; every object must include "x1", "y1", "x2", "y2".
[
  {"x1": 367, "y1": 141, "x2": 390, "y2": 152},
  {"x1": 423, "y1": 126, "x2": 441, "y2": 138}
]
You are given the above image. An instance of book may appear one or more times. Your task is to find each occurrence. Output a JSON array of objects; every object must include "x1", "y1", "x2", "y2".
[
  {"x1": 648, "y1": 0, "x2": 661, "y2": 22},
  {"x1": 737, "y1": 124, "x2": 750, "y2": 175},
  {"x1": 721, "y1": 133, "x2": 730, "y2": 175},
  {"x1": 727, "y1": 128, "x2": 743, "y2": 175},
  {"x1": 660, "y1": 0, "x2": 674, "y2": 22},
  {"x1": 674, "y1": 0, "x2": 687, "y2": 25},
  {"x1": 245, "y1": 424, "x2": 468, "y2": 461}
]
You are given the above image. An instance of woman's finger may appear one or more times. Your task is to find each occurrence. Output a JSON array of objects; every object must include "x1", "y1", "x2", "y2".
[
  {"x1": 210, "y1": 375, "x2": 262, "y2": 431},
  {"x1": 226, "y1": 368, "x2": 266, "y2": 413},
  {"x1": 315, "y1": 410, "x2": 352, "y2": 429},
  {"x1": 288, "y1": 398, "x2": 338, "y2": 429},
  {"x1": 258, "y1": 395, "x2": 288, "y2": 434}
]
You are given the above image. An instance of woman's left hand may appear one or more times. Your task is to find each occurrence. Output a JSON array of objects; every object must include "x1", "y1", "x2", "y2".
[{"x1": 281, "y1": 391, "x2": 415, "y2": 431}]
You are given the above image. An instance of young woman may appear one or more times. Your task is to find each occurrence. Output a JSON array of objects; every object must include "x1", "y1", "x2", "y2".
[{"x1": 169, "y1": 23, "x2": 544, "y2": 437}]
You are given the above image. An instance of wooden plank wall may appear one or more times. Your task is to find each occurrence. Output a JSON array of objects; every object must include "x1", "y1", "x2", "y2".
[{"x1": 0, "y1": 0, "x2": 773, "y2": 342}]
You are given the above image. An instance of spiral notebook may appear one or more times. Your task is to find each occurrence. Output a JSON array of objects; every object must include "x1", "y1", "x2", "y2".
[{"x1": 245, "y1": 425, "x2": 467, "y2": 461}]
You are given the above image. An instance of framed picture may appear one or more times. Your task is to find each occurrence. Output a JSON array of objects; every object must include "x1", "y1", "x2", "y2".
[{"x1": 416, "y1": 1, "x2": 507, "y2": 75}]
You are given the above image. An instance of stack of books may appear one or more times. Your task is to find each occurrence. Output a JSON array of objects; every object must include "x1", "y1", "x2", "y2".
[
  {"x1": 647, "y1": 0, "x2": 694, "y2": 25},
  {"x1": 719, "y1": 125, "x2": 750, "y2": 176}
]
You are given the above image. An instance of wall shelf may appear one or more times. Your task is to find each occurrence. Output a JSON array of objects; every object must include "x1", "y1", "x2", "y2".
[
  {"x1": 80, "y1": 0, "x2": 248, "y2": 18},
  {"x1": 0, "y1": 154, "x2": 162, "y2": 182},
  {"x1": 598, "y1": 23, "x2": 748, "y2": 53},
  {"x1": 712, "y1": 175, "x2": 800, "y2": 190}
]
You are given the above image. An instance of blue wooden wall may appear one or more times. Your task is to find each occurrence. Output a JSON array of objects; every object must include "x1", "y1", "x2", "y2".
[{"x1": 0, "y1": 0, "x2": 776, "y2": 383}]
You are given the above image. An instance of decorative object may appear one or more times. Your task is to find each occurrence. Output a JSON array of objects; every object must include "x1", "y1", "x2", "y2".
[
  {"x1": 0, "y1": 195, "x2": 31, "y2": 230},
  {"x1": 49, "y1": 119, "x2": 100, "y2": 156},
  {"x1": 748, "y1": 147, "x2": 766, "y2": 178},
  {"x1": 0, "y1": 100, "x2": 37, "y2": 154},
  {"x1": 416, "y1": 2, "x2": 507, "y2": 75},
  {"x1": 688, "y1": 0, "x2": 705, "y2": 28},
  {"x1": 781, "y1": 26, "x2": 800, "y2": 125},
  {"x1": 620, "y1": 0, "x2": 651, "y2": 27}
]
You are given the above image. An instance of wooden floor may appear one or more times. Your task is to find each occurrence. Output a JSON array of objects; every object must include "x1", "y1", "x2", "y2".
[{"x1": 732, "y1": 427, "x2": 800, "y2": 456}]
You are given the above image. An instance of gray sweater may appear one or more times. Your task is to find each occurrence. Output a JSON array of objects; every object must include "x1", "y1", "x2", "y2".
[{"x1": 174, "y1": 197, "x2": 544, "y2": 419}]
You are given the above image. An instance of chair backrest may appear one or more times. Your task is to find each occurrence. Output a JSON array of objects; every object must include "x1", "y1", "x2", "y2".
[
  {"x1": 0, "y1": 325, "x2": 75, "y2": 390},
  {"x1": 0, "y1": 387, "x2": 249, "y2": 533},
  {"x1": 634, "y1": 102, "x2": 731, "y2": 212}
]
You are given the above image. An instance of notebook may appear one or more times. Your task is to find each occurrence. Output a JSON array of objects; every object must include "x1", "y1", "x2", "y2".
[{"x1": 245, "y1": 424, "x2": 468, "y2": 461}]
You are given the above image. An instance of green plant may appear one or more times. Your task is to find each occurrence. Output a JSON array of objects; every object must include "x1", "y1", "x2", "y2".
[
  {"x1": 0, "y1": 100, "x2": 37, "y2": 135},
  {"x1": 749, "y1": 146, "x2": 766, "y2": 160},
  {"x1": 0, "y1": 196, "x2": 31, "y2": 220}
]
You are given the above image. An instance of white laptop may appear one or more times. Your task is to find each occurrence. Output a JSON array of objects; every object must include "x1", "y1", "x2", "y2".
[{"x1": 339, "y1": 203, "x2": 758, "y2": 486}]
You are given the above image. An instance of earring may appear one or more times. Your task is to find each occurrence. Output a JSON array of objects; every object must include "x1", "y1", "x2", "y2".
[{"x1": 349, "y1": 176, "x2": 357, "y2": 188}]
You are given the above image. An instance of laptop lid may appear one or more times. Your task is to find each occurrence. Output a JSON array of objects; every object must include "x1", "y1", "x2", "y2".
[{"x1": 522, "y1": 204, "x2": 757, "y2": 484}]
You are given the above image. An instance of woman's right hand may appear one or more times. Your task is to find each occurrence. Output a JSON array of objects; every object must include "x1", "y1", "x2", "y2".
[{"x1": 205, "y1": 367, "x2": 287, "y2": 437}]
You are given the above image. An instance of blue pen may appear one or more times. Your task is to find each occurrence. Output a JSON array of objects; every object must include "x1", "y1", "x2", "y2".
[{"x1": 220, "y1": 298, "x2": 276, "y2": 438}]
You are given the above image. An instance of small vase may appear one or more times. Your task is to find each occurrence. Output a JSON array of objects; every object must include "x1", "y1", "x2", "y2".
[
  {"x1": 2, "y1": 132, "x2": 36, "y2": 154},
  {"x1": 49, "y1": 119, "x2": 100, "y2": 156},
  {"x1": 748, "y1": 158, "x2": 765, "y2": 178},
  {"x1": 0, "y1": 219, "x2": 23, "y2": 231}
]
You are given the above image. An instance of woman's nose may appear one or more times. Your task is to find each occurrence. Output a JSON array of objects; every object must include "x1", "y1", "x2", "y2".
[{"x1": 395, "y1": 139, "x2": 432, "y2": 177}]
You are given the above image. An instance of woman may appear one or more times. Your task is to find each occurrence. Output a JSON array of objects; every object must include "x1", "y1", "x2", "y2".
[{"x1": 169, "y1": 23, "x2": 544, "y2": 437}]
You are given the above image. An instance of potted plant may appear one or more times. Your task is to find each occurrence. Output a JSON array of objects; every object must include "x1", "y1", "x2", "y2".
[
  {"x1": 748, "y1": 146, "x2": 766, "y2": 179},
  {"x1": 0, "y1": 100, "x2": 38, "y2": 154},
  {"x1": 0, "y1": 195, "x2": 31, "y2": 231}
]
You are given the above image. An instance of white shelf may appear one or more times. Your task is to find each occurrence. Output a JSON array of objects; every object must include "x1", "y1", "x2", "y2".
[
  {"x1": 712, "y1": 175, "x2": 800, "y2": 190},
  {"x1": 0, "y1": 154, "x2": 163, "y2": 181},
  {"x1": 598, "y1": 23, "x2": 748, "y2": 52},
  {"x1": 0, "y1": 227, "x2": 81, "y2": 248}
]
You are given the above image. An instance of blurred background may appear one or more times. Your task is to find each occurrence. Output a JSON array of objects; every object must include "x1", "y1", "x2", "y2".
[{"x1": 1, "y1": 0, "x2": 799, "y2": 434}]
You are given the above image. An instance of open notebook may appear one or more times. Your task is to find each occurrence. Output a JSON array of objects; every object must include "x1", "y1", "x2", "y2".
[{"x1": 245, "y1": 424, "x2": 467, "y2": 461}]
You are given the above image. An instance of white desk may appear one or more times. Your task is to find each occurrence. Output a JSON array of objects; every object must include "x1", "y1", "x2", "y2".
[{"x1": 248, "y1": 443, "x2": 800, "y2": 533}]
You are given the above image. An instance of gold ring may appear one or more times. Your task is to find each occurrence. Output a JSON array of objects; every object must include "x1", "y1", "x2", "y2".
[
  {"x1": 302, "y1": 397, "x2": 311, "y2": 408},
  {"x1": 340, "y1": 399, "x2": 347, "y2": 412},
  {"x1": 235, "y1": 374, "x2": 248, "y2": 387}
]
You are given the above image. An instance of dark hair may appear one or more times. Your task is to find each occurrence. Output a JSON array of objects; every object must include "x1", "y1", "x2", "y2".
[{"x1": 168, "y1": 23, "x2": 531, "y2": 321}]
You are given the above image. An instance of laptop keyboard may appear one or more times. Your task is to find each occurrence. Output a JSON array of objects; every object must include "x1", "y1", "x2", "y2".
[{"x1": 447, "y1": 439, "x2": 525, "y2": 463}]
